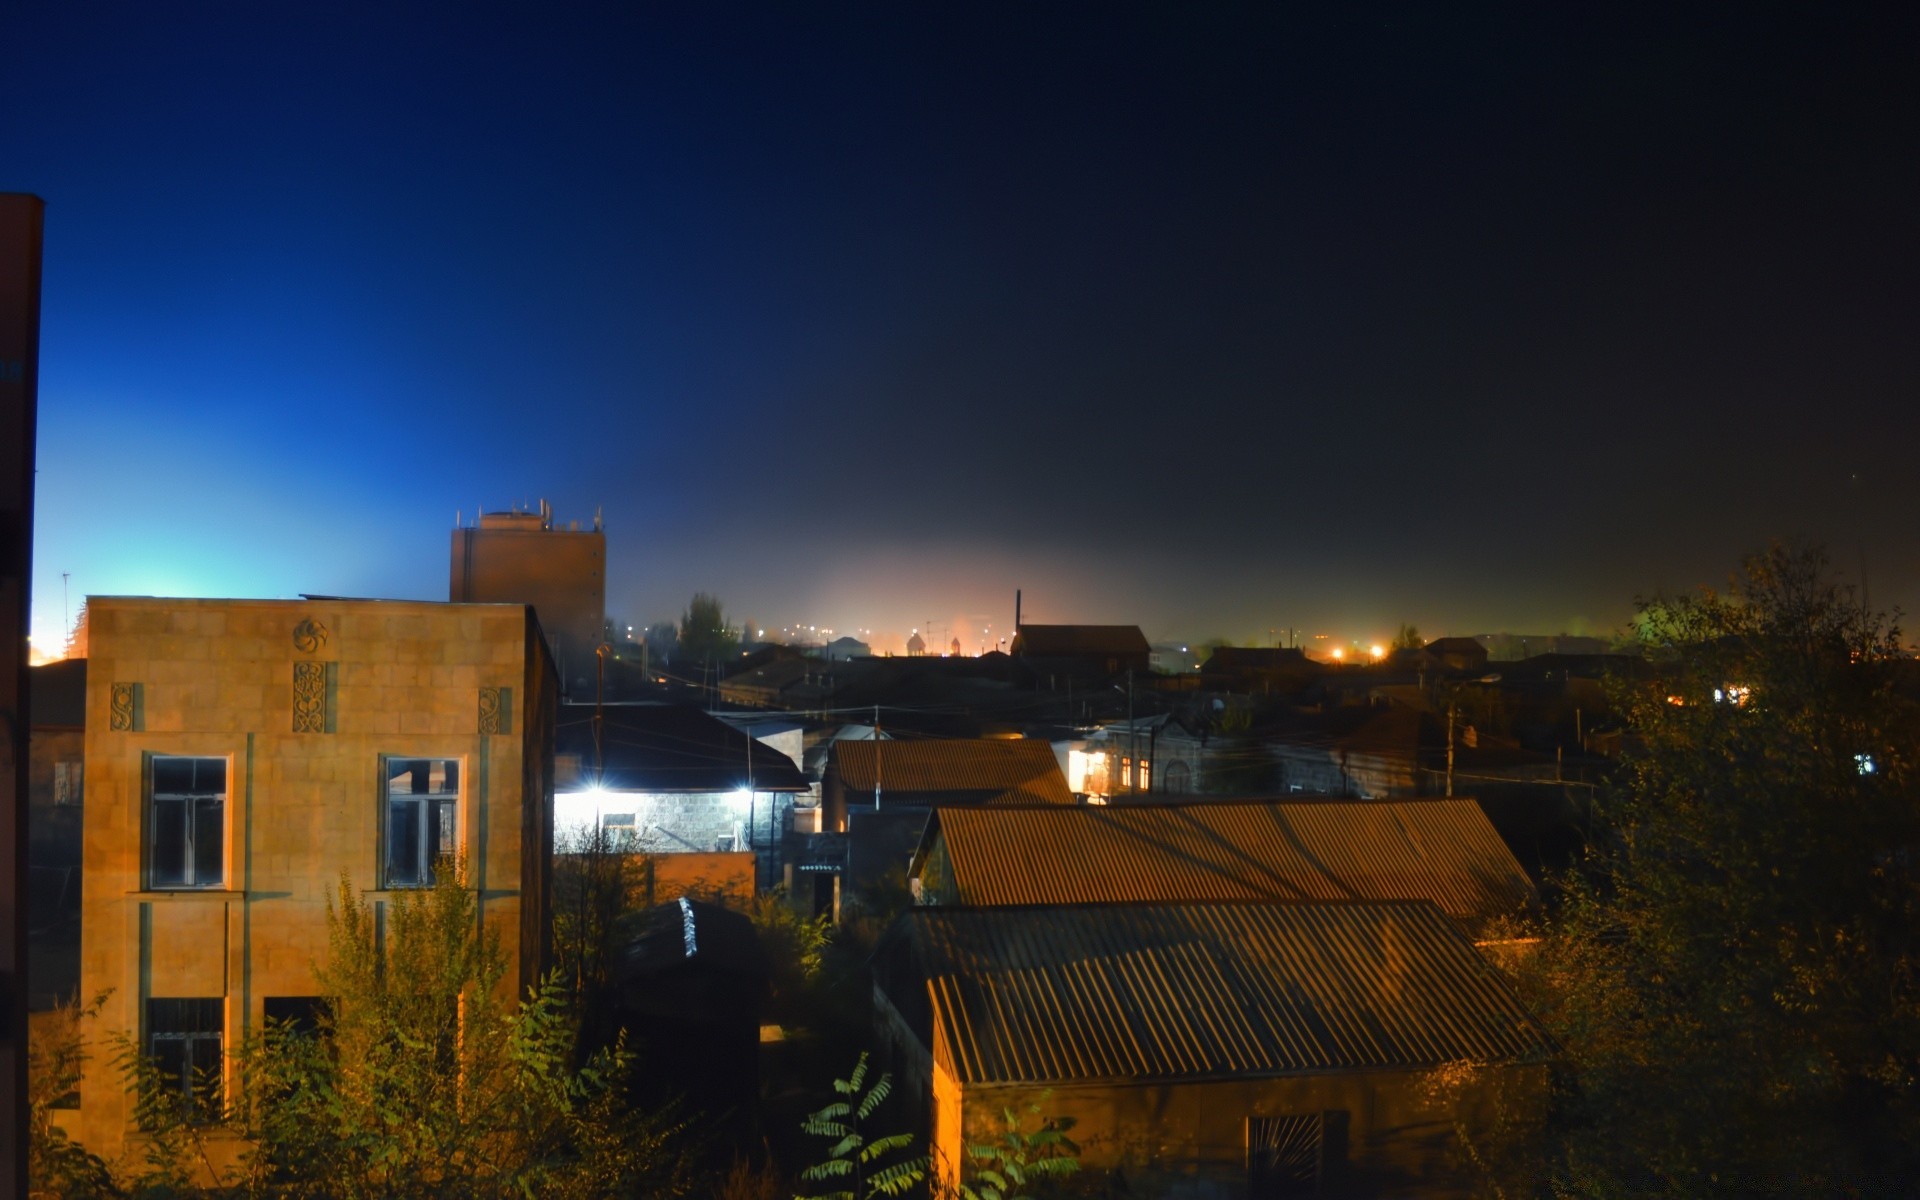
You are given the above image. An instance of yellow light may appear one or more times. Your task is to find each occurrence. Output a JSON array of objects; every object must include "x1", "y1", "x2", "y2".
[
  {"x1": 1330, "y1": 647, "x2": 1345, "y2": 661},
  {"x1": 1369, "y1": 644, "x2": 1385, "y2": 659}
]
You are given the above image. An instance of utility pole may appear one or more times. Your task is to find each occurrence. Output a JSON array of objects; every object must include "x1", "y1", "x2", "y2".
[
  {"x1": 593, "y1": 644, "x2": 610, "y2": 782},
  {"x1": 873, "y1": 704, "x2": 882, "y2": 810},
  {"x1": 1127, "y1": 669, "x2": 1135, "y2": 794},
  {"x1": 1446, "y1": 699, "x2": 1456, "y2": 798}
]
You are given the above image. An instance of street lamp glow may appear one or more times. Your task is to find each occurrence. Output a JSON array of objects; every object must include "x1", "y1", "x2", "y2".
[{"x1": 1369, "y1": 644, "x2": 1385, "y2": 660}]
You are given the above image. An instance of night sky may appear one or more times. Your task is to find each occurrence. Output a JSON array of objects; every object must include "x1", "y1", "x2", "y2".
[{"x1": 8, "y1": 3, "x2": 1917, "y2": 655}]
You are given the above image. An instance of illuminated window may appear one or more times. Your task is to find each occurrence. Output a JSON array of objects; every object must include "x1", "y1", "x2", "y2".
[
  {"x1": 1137, "y1": 759, "x2": 1151, "y2": 791},
  {"x1": 149, "y1": 757, "x2": 226, "y2": 889},
  {"x1": 1120, "y1": 757, "x2": 1132, "y2": 790},
  {"x1": 384, "y1": 759, "x2": 459, "y2": 887},
  {"x1": 147, "y1": 998, "x2": 223, "y2": 1124}
]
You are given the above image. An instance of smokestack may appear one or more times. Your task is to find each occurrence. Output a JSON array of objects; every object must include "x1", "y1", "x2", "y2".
[{"x1": 1015, "y1": 589, "x2": 1022, "y2": 630}]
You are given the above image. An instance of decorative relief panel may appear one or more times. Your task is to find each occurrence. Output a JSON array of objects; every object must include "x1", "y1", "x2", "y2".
[
  {"x1": 293, "y1": 661, "x2": 330, "y2": 733},
  {"x1": 110, "y1": 682, "x2": 138, "y2": 732},
  {"x1": 478, "y1": 686, "x2": 509, "y2": 735},
  {"x1": 292, "y1": 617, "x2": 328, "y2": 654}
]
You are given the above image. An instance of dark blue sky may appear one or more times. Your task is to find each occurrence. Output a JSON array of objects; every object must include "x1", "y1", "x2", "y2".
[{"x1": 9, "y1": 3, "x2": 1917, "y2": 654}]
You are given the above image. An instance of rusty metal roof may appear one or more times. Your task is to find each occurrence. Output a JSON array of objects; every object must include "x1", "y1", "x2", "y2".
[
  {"x1": 911, "y1": 798, "x2": 1535, "y2": 934},
  {"x1": 833, "y1": 738, "x2": 1073, "y2": 805},
  {"x1": 892, "y1": 900, "x2": 1555, "y2": 1086}
]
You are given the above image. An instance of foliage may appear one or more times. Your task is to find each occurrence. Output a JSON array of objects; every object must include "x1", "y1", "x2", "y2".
[
  {"x1": 679, "y1": 592, "x2": 740, "y2": 666},
  {"x1": 551, "y1": 823, "x2": 650, "y2": 1055},
  {"x1": 738, "y1": 888, "x2": 831, "y2": 1021},
  {"x1": 1393, "y1": 622, "x2": 1423, "y2": 651},
  {"x1": 1522, "y1": 545, "x2": 1920, "y2": 1194},
  {"x1": 27, "y1": 993, "x2": 116, "y2": 1199},
  {"x1": 797, "y1": 1053, "x2": 927, "y2": 1200},
  {"x1": 949, "y1": 1100, "x2": 1080, "y2": 1200},
  {"x1": 84, "y1": 861, "x2": 692, "y2": 1200}
]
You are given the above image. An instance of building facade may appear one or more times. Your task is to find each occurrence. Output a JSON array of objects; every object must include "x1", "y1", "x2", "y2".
[
  {"x1": 76, "y1": 597, "x2": 556, "y2": 1162},
  {"x1": 449, "y1": 504, "x2": 605, "y2": 696}
]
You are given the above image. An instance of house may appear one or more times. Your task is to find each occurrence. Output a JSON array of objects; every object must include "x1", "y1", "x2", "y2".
[
  {"x1": 553, "y1": 702, "x2": 809, "y2": 889},
  {"x1": 823, "y1": 635, "x2": 871, "y2": 661},
  {"x1": 907, "y1": 797, "x2": 1537, "y2": 938},
  {"x1": 1268, "y1": 705, "x2": 1428, "y2": 798},
  {"x1": 1422, "y1": 637, "x2": 1490, "y2": 674},
  {"x1": 77, "y1": 597, "x2": 557, "y2": 1163},
  {"x1": 818, "y1": 738, "x2": 1073, "y2": 908},
  {"x1": 872, "y1": 901, "x2": 1555, "y2": 1198},
  {"x1": 1059, "y1": 713, "x2": 1207, "y2": 797},
  {"x1": 1198, "y1": 646, "x2": 1318, "y2": 695},
  {"x1": 1010, "y1": 624, "x2": 1151, "y2": 679}
]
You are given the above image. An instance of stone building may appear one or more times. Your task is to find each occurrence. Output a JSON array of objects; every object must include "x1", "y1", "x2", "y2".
[{"x1": 76, "y1": 597, "x2": 557, "y2": 1163}]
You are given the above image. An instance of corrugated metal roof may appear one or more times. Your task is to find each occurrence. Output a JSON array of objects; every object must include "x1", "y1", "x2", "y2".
[
  {"x1": 915, "y1": 798, "x2": 1535, "y2": 934},
  {"x1": 834, "y1": 739, "x2": 1072, "y2": 805},
  {"x1": 897, "y1": 900, "x2": 1554, "y2": 1085}
]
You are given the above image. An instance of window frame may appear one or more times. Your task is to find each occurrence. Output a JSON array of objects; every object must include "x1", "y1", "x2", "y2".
[
  {"x1": 146, "y1": 997, "x2": 224, "y2": 1125},
  {"x1": 147, "y1": 755, "x2": 228, "y2": 891},
  {"x1": 380, "y1": 755, "x2": 463, "y2": 889}
]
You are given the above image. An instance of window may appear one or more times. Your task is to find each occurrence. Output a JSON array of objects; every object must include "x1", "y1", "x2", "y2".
[
  {"x1": 1247, "y1": 1113, "x2": 1323, "y2": 1199},
  {"x1": 384, "y1": 758, "x2": 459, "y2": 887},
  {"x1": 1120, "y1": 757, "x2": 1132, "y2": 791},
  {"x1": 263, "y1": 996, "x2": 331, "y2": 1038},
  {"x1": 1137, "y1": 759, "x2": 1151, "y2": 791},
  {"x1": 54, "y1": 760, "x2": 83, "y2": 806},
  {"x1": 1165, "y1": 761, "x2": 1191, "y2": 794},
  {"x1": 147, "y1": 998, "x2": 223, "y2": 1123},
  {"x1": 150, "y1": 757, "x2": 226, "y2": 889}
]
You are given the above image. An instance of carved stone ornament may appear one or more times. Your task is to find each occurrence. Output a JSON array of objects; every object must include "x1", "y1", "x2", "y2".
[
  {"x1": 478, "y1": 686, "x2": 504, "y2": 735},
  {"x1": 110, "y1": 683, "x2": 136, "y2": 732},
  {"x1": 293, "y1": 661, "x2": 328, "y2": 733},
  {"x1": 292, "y1": 617, "x2": 328, "y2": 654}
]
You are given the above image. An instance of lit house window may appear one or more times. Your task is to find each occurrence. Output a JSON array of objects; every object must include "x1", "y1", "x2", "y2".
[
  {"x1": 147, "y1": 998, "x2": 223, "y2": 1123},
  {"x1": 384, "y1": 758, "x2": 459, "y2": 887},
  {"x1": 1137, "y1": 759, "x2": 1151, "y2": 791},
  {"x1": 150, "y1": 757, "x2": 226, "y2": 889},
  {"x1": 1121, "y1": 757, "x2": 1132, "y2": 790}
]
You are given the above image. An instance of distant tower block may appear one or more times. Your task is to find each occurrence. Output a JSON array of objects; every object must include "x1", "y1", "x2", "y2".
[{"x1": 450, "y1": 500, "x2": 605, "y2": 696}]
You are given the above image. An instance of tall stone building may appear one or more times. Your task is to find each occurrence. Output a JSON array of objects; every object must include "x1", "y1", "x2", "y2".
[
  {"x1": 76, "y1": 597, "x2": 556, "y2": 1163},
  {"x1": 450, "y1": 502, "x2": 605, "y2": 697}
]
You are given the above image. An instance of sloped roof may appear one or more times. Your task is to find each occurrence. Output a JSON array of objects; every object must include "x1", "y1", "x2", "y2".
[
  {"x1": 911, "y1": 798, "x2": 1535, "y2": 934},
  {"x1": 888, "y1": 901, "x2": 1555, "y2": 1085},
  {"x1": 1010, "y1": 624, "x2": 1150, "y2": 657},
  {"x1": 1199, "y1": 646, "x2": 1311, "y2": 672},
  {"x1": 557, "y1": 703, "x2": 809, "y2": 793},
  {"x1": 833, "y1": 738, "x2": 1072, "y2": 805},
  {"x1": 1424, "y1": 637, "x2": 1488, "y2": 656}
]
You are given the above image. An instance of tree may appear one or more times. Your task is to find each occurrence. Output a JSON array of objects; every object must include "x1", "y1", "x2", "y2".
[
  {"x1": 1521, "y1": 545, "x2": 1920, "y2": 1193},
  {"x1": 797, "y1": 1053, "x2": 927, "y2": 1200},
  {"x1": 1392, "y1": 623, "x2": 1423, "y2": 651},
  {"x1": 216, "y1": 863, "x2": 692, "y2": 1199},
  {"x1": 678, "y1": 592, "x2": 739, "y2": 666},
  {"x1": 27, "y1": 993, "x2": 115, "y2": 1199}
]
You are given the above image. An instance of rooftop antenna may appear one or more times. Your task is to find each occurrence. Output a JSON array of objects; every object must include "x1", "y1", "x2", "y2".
[{"x1": 594, "y1": 505, "x2": 603, "y2": 532}]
